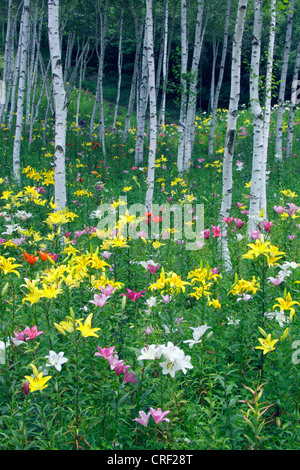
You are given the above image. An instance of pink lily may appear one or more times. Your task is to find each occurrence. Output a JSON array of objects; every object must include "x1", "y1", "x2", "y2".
[
  {"x1": 133, "y1": 410, "x2": 151, "y2": 427},
  {"x1": 122, "y1": 368, "x2": 138, "y2": 384},
  {"x1": 89, "y1": 293, "x2": 110, "y2": 307},
  {"x1": 95, "y1": 346, "x2": 116, "y2": 359},
  {"x1": 121, "y1": 289, "x2": 146, "y2": 302},
  {"x1": 150, "y1": 407, "x2": 170, "y2": 424},
  {"x1": 23, "y1": 326, "x2": 44, "y2": 340},
  {"x1": 211, "y1": 225, "x2": 222, "y2": 238},
  {"x1": 148, "y1": 264, "x2": 160, "y2": 275},
  {"x1": 234, "y1": 218, "x2": 245, "y2": 229}
]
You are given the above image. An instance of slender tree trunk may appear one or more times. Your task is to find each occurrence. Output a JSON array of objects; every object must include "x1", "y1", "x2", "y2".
[
  {"x1": 112, "y1": 6, "x2": 123, "y2": 129},
  {"x1": 275, "y1": 0, "x2": 294, "y2": 161},
  {"x1": 76, "y1": 40, "x2": 90, "y2": 127},
  {"x1": 12, "y1": 0, "x2": 30, "y2": 185},
  {"x1": 286, "y1": 36, "x2": 300, "y2": 159},
  {"x1": 135, "y1": 25, "x2": 149, "y2": 165},
  {"x1": 208, "y1": 0, "x2": 230, "y2": 156},
  {"x1": 248, "y1": 0, "x2": 264, "y2": 236},
  {"x1": 157, "y1": 0, "x2": 169, "y2": 129},
  {"x1": 0, "y1": 0, "x2": 13, "y2": 124},
  {"x1": 89, "y1": 0, "x2": 109, "y2": 160},
  {"x1": 48, "y1": 0, "x2": 67, "y2": 210},
  {"x1": 182, "y1": 0, "x2": 205, "y2": 172},
  {"x1": 260, "y1": 0, "x2": 276, "y2": 214},
  {"x1": 8, "y1": 13, "x2": 23, "y2": 131},
  {"x1": 144, "y1": 0, "x2": 157, "y2": 212},
  {"x1": 218, "y1": 0, "x2": 248, "y2": 270},
  {"x1": 122, "y1": 1, "x2": 143, "y2": 145},
  {"x1": 177, "y1": 0, "x2": 188, "y2": 174}
]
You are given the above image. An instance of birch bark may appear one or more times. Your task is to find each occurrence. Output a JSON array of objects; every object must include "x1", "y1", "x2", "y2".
[
  {"x1": 112, "y1": 6, "x2": 123, "y2": 130},
  {"x1": 144, "y1": 0, "x2": 157, "y2": 212},
  {"x1": 177, "y1": 0, "x2": 188, "y2": 174},
  {"x1": 248, "y1": 0, "x2": 264, "y2": 236},
  {"x1": 48, "y1": 0, "x2": 67, "y2": 210},
  {"x1": 275, "y1": 0, "x2": 294, "y2": 161},
  {"x1": 135, "y1": 25, "x2": 149, "y2": 165},
  {"x1": 182, "y1": 0, "x2": 205, "y2": 172},
  {"x1": 208, "y1": 0, "x2": 230, "y2": 156},
  {"x1": 218, "y1": 0, "x2": 248, "y2": 270},
  {"x1": 260, "y1": 0, "x2": 276, "y2": 215},
  {"x1": 12, "y1": 0, "x2": 30, "y2": 185},
  {"x1": 286, "y1": 36, "x2": 300, "y2": 159}
]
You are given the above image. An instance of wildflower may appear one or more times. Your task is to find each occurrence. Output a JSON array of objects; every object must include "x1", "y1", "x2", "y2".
[
  {"x1": 24, "y1": 363, "x2": 52, "y2": 392},
  {"x1": 207, "y1": 298, "x2": 221, "y2": 309},
  {"x1": 89, "y1": 293, "x2": 110, "y2": 307},
  {"x1": 138, "y1": 345, "x2": 162, "y2": 361},
  {"x1": 23, "y1": 326, "x2": 44, "y2": 340},
  {"x1": 150, "y1": 407, "x2": 170, "y2": 424},
  {"x1": 121, "y1": 289, "x2": 146, "y2": 301},
  {"x1": 201, "y1": 228, "x2": 210, "y2": 239},
  {"x1": 148, "y1": 264, "x2": 160, "y2": 274},
  {"x1": 133, "y1": 410, "x2": 151, "y2": 427},
  {"x1": 76, "y1": 313, "x2": 101, "y2": 338},
  {"x1": 0, "y1": 255, "x2": 22, "y2": 277},
  {"x1": 95, "y1": 346, "x2": 116, "y2": 359},
  {"x1": 242, "y1": 237, "x2": 271, "y2": 260},
  {"x1": 263, "y1": 221, "x2": 274, "y2": 233},
  {"x1": 274, "y1": 205, "x2": 286, "y2": 214},
  {"x1": 234, "y1": 218, "x2": 245, "y2": 229},
  {"x1": 255, "y1": 334, "x2": 278, "y2": 355},
  {"x1": 211, "y1": 225, "x2": 222, "y2": 237},
  {"x1": 22, "y1": 251, "x2": 38, "y2": 266},
  {"x1": 23, "y1": 380, "x2": 30, "y2": 396},
  {"x1": 267, "y1": 276, "x2": 284, "y2": 286},
  {"x1": 45, "y1": 351, "x2": 68, "y2": 371},
  {"x1": 122, "y1": 368, "x2": 138, "y2": 384},
  {"x1": 273, "y1": 292, "x2": 299, "y2": 318}
]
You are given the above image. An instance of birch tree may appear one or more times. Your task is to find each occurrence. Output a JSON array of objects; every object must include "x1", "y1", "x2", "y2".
[
  {"x1": 144, "y1": 0, "x2": 157, "y2": 212},
  {"x1": 286, "y1": 36, "x2": 300, "y2": 159},
  {"x1": 208, "y1": 0, "x2": 231, "y2": 156},
  {"x1": 112, "y1": 4, "x2": 124, "y2": 130},
  {"x1": 12, "y1": 0, "x2": 30, "y2": 185},
  {"x1": 122, "y1": 0, "x2": 143, "y2": 145},
  {"x1": 48, "y1": 0, "x2": 68, "y2": 210},
  {"x1": 218, "y1": 0, "x2": 248, "y2": 270},
  {"x1": 177, "y1": 0, "x2": 188, "y2": 174},
  {"x1": 248, "y1": 0, "x2": 264, "y2": 236},
  {"x1": 0, "y1": 0, "x2": 13, "y2": 125},
  {"x1": 182, "y1": 0, "x2": 206, "y2": 172},
  {"x1": 275, "y1": 0, "x2": 294, "y2": 161},
  {"x1": 135, "y1": 24, "x2": 149, "y2": 165},
  {"x1": 260, "y1": 0, "x2": 276, "y2": 214}
]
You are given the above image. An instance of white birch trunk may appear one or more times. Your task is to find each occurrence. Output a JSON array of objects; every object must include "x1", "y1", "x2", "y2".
[
  {"x1": 248, "y1": 0, "x2": 264, "y2": 236},
  {"x1": 208, "y1": 0, "x2": 230, "y2": 156},
  {"x1": 8, "y1": 13, "x2": 23, "y2": 131},
  {"x1": 182, "y1": 0, "x2": 205, "y2": 172},
  {"x1": 135, "y1": 26, "x2": 149, "y2": 165},
  {"x1": 76, "y1": 41, "x2": 90, "y2": 127},
  {"x1": 286, "y1": 37, "x2": 300, "y2": 159},
  {"x1": 144, "y1": 0, "x2": 157, "y2": 212},
  {"x1": 48, "y1": 0, "x2": 67, "y2": 210},
  {"x1": 275, "y1": 0, "x2": 294, "y2": 161},
  {"x1": 177, "y1": 0, "x2": 188, "y2": 174},
  {"x1": 219, "y1": 0, "x2": 248, "y2": 270},
  {"x1": 89, "y1": 0, "x2": 109, "y2": 160},
  {"x1": 112, "y1": 7, "x2": 123, "y2": 129},
  {"x1": 158, "y1": 0, "x2": 169, "y2": 129},
  {"x1": 122, "y1": 1, "x2": 143, "y2": 145},
  {"x1": 12, "y1": 0, "x2": 30, "y2": 185},
  {"x1": 260, "y1": 0, "x2": 276, "y2": 215},
  {"x1": 0, "y1": 0, "x2": 13, "y2": 124}
]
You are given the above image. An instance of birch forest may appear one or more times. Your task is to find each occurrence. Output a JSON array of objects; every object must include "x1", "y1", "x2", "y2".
[{"x1": 0, "y1": 0, "x2": 300, "y2": 453}]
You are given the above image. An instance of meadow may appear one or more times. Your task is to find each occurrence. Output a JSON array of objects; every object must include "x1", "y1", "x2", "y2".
[{"x1": 0, "y1": 88, "x2": 299, "y2": 450}]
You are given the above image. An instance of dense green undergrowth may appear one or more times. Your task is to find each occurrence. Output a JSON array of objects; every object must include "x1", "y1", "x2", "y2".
[{"x1": 0, "y1": 90, "x2": 299, "y2": 450}]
